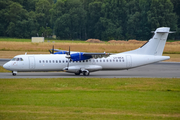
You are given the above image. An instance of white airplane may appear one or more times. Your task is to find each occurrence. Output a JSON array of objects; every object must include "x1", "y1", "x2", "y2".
[{"x1": 3, "y1": 27, "x2": 172, "y2": 76}]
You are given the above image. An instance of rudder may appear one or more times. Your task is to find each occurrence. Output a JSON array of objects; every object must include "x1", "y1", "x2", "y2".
[{"x1": 122, "y1": 27, "x2": 170, "y2": 56}]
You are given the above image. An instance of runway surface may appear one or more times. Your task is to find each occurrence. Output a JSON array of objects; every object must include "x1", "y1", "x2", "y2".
[{"x1": 0, "y1": 59, "x2": 180, "y2": 78}]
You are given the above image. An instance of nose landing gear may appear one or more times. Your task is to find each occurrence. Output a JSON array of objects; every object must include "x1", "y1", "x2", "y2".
[{"x1": 12, "y1": 71, "x2": 17, "y2": 76}]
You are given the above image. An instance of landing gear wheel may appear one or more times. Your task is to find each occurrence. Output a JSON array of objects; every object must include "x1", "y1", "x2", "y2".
[
  {"x1": 83, "y1": 71, "x2": 90, "y2": 76},
  {"x1": 12, "y1": 73, "x2": 16, "y2": 76},
  {"x1": 12, "y1": 71, "x2": 17, "y2": 76},
  {"x1": 75, "y1": 70, "x2": 81, "y2": 75},
  {"x1": 75, "y1": 73, "x2": 80, "y2": 75}
]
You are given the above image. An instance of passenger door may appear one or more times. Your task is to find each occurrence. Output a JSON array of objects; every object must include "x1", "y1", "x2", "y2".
[{"x1": 29, "y1": 56, "x2": 35, "y2": 69}]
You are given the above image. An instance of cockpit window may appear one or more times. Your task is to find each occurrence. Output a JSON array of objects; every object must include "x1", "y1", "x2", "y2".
[
  {"x1": 11, "y1": 58, "x2": 16, "y2": 61},
  {"x1": 11, "y1": 58, "x2": 23, "y2": 61},
  {"x1": 20, "y1": 58, "x2": 23, "y2": 61}
]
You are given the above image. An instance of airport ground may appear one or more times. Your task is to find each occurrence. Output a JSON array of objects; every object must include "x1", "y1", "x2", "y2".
[
  {"x1": 0, "y1": 60, "x2": 180, "y2": 78},
  {"x1": 0, "y1": 39, "x2": 180, "y2": 120},
  {"x1": 0, "y1": 78, "x2": 180, "y2": 120}
]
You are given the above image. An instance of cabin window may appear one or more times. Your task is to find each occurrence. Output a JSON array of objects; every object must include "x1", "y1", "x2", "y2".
[
  {"x1": 43, "y1": 60, "x2": 45, "y2": 63},
  {"x1": 46, "y1": 60, "x2": 48, "y2": 63},
  {"x1": 49, "y1": 60, "x2": 51, "y2": 63},
  {"x1": 56, "y1": 60, "x2": 58, "y2": 63},
  {"x1": 110, "y1": 60, "x2": 112, "y2": 62},
  {"x1": 20, "y1": 58, "x2": 23, "y2": 61},
  {"x1": 96, "y1": 60, "x2": 98, "y2": 62},
  {"x1": 116, "y1": 60, "x2": 118, "y2": 62},
  {"x1": 62, "y1": 60, "x2": 64, "y2": 63},
  {"x1": 103, "y1": 60, "x2": 105, "y2": 62},
  {"x1": 52, "y1": 60, "x2": 54, "y2": 63},
  {"x1": 100, "y1": 60, "x2": 102, "y2": 62},
  {"x1": 59, "y1": 60, "x2": 61, "y2": 63},
  {"x1": 39, "y1": 60, "x2": 41, "y2": 63},
  {"x1": 86, "y1": 60, "x2": 88, "y2": 62},
  {"x1": 106, "y1": 60, "x2": 108, "y2": 62},
  {"x1": 119, "y1": 60, "x2": 121, "y2": 62}
]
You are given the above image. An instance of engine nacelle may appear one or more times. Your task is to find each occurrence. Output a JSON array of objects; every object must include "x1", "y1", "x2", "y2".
[
  {"x1": 63, "y1": 65, "x2": 102, "y2": 73},
  {"x1": 70, "y1": 52, "x2": 92, "y2": 61},
  {"x1": 63, "y1": 66, "x2": 81, "y2": 73}
]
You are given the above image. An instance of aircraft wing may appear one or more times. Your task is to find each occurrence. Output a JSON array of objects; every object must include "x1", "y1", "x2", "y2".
[
  {"x1": 83, "y1": 53, "x2": 111, "y2": 58},
  {"x1": 52, "y1": 49, "x2": 111, "y2": 61}
]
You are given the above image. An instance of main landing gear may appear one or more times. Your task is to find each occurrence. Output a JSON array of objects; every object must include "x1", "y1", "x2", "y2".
[
  {"x1": 83, "y1": 71, "x2": 90, "y2": 76},
  {"x1": 74, "y1": 70, "x2": 90, "y2": 76}
]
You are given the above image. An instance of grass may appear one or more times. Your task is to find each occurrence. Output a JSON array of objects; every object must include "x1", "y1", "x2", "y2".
[
  {"x1": 0, "y1": 41, "x2": 180, "y2": 53},
  {"x1": 0, "y1": 78, "x2": 180, "y2": 120},
  {"x1": 164, "y1": 54, "x2": 180, "y2": 62},
  {"x1": 0, "y1": 66, "x2": 10, "y2": 72},
  {"x1": 0, "y1": 38, "x2": 31, "y2": 42},
  {"x1": 0, "y1": 38, "x2": 88, "y2": 43},
  {"x1": 0, "y1": 39, "x2": 180, "y2": 62}
]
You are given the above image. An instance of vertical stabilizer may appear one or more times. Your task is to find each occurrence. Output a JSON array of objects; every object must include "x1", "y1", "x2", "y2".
[{"x1": 122, "y1": 27, "x2": 170, "y2": 56}]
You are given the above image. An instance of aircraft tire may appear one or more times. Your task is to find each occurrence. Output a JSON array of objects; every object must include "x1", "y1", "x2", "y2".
[
  {"x1": 75, "y1": 70, "x2": 81, "y2": 75},
  {"x1": 83, "y1": 71, "x2": 90, "y2": 76},
  {"x1": 75, "y1": 73, "x2": 80, "y2": 75},
  {"x1": 12, "y1": 73, "x2": 16, "y2": 76}
]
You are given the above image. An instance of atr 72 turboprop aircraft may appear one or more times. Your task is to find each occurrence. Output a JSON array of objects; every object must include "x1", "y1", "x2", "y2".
[{"x1": 3, "y1": 27, "x2": 172, "y2": 76}]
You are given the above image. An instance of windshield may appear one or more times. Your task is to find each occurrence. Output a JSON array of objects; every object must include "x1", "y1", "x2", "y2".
[{"x1": 11, "y1": 58, "x2": 23, "y2": 61}]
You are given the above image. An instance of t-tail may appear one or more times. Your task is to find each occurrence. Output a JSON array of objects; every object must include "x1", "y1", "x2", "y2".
[{"x1": 123, "y1": 27, "x2": 172, "y2": 56}]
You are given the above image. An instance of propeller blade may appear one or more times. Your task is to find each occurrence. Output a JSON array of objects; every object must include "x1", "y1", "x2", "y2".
[
  {"x1": 49, "y1": 50, "x2": 52, "y2": 54},
  {"x1": 52, "y1": 45, "x2": 54, "y2": 54},
  {"x1": 66, "y1": 46, "x2": 71, "y2": 68},
  {"x1": 67, "y1": 59, "x2": 70, "y2": 67},
  {"x1": 68, "y1": 46, "x2": 70, "y2": 55}
]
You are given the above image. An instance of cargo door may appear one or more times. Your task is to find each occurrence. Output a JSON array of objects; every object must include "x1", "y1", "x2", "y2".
[{"x1": 126, "y1": 55, "x2": 132, "y2": 68}]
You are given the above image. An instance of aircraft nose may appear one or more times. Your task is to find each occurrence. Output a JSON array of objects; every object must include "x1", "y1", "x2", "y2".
[{"x1": 3, "y1": 63, "x2": 9, "y2": 70}]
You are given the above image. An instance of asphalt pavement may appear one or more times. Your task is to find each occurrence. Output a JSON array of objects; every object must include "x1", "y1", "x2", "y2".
[{"x1": 0, "y1": 59, "x2": 180, "y2": 78}]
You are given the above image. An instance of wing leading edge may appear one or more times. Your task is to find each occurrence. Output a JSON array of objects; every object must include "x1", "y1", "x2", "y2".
[{"x1": 52, "y1": 49, "x2": 111, "y2": 61}]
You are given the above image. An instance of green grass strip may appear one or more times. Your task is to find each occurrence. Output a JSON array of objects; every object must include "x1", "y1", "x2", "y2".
[{"x1": 0, "y1": 78, "x2": 180, "y2": 120}]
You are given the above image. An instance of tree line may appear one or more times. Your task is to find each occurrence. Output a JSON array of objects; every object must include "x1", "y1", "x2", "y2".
[{"x1": 0, "y1": 0, "x2": 180, "y2": 40}]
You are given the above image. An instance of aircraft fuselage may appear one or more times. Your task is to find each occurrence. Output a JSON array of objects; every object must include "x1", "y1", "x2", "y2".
[{"x1": 3, "y1": 54, "x2": 169, "y2": 73}]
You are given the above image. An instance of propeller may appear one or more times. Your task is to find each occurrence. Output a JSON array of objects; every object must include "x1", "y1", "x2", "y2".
[
  {"x1": 66, "y1": 46, "x2": 71, "y2": 68},
  {"x1": 49, "y1": 45, "x2": 54, "y2": 54},
  {"x1": 64, "y1": 46, "x2": 72, "y2": 70}
]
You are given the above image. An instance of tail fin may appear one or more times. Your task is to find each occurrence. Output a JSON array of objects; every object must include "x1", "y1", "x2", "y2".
[{"x1": 123, "y1": 27, "x2": 171, "y2": 56}]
